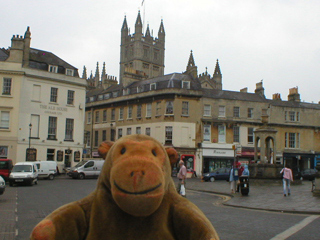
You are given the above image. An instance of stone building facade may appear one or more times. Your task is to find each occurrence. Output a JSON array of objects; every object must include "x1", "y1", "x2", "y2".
[
  {"x1": 0, "y1": 27, "x2": 87, "y2": 172},
  {"x1": 84, "y1": 12, "x2": 320, "y2": 176}
]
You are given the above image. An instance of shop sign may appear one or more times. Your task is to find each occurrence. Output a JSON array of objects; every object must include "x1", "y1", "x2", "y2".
[
  {"x1": 65, "y1": 149, "x2": 72, "y2": 154},
  {"x1": 40, "y1": 104, "x2": 68, "y2": 116},
  {"x1": 203, "y1": 148, "x2": 234, "y2": 157},
  {"x1": 57, "y1": 150, "x2": 63, "y2": 162},
  {"x1": 92, "y1": 151, "x2": 100, "y2": 157},
  {"x1": 26, "y1": 148, "x2": 37, "y2": 161},
  {"x1": 74, "y1": 151, "x2": 80, "y2": 162},
  {"x1": 0, "y1": 146, "x2": 8, "y2": 158}
]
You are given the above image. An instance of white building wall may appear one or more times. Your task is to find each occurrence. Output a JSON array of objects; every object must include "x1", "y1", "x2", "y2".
[
  {"x1": 0, "y1": 62, "x2": 23, "y2": 161},
  {"x1": 15, "y1": 68, "x2": 86, "y2": 170}
]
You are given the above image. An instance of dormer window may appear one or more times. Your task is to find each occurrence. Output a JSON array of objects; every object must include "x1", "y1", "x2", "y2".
[
  {"x1": 66, "y1": 69, "x2": 74, "y2": 76},
  {"x1": 150, "y1": 83, "x2": 156, "y2": 91},
  {"x1": 137, "y1": 86, "x2": 143, "y2": 93},
  {"x1": 104, "y1": 93, "x2": 110, "y2": 99},
  {"x1": 113, "y1": 91, "x2": 118, "y2": 97},
  {"x1": 182, "y1": 81, "x2": 190, "y2": 89},
  {"x1": 49, "y1": 65, "x2": 58, "y2": 73}
]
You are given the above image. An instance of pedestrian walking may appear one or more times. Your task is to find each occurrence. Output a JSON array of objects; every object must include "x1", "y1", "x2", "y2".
[
  {"x1": 177, "y1": 160, "x2": 187, "y2": 197},
  {"x1": 229, "y1": 164, "x2": 239, "y2": 194},
  {"x1": 236, "y1": 164, "x2": 244, "y2": 192},
  {"x1": 242, "y1": 164, "x2": 250, "y2": 176},
  {"x1": 280, "y1": 165, "x2": 293, "y2": 197}
]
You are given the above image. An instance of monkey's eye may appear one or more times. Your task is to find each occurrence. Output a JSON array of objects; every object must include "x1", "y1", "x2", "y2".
[
  {"x1": 120, "y1": 147, "x2": 126, "y2": 154},
  {"x1": 152, "y1": 149, "x2": 157, "y2": 156}
]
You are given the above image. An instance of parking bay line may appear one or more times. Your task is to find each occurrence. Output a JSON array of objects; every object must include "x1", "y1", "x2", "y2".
[{"x1": 270, "y1": 215, "x2": 319, "y2": 240}]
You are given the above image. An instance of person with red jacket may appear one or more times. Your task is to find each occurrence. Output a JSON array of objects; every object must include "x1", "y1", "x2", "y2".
[{"x1": 236, "y1": 165, "x2": 244, "y2": 192}]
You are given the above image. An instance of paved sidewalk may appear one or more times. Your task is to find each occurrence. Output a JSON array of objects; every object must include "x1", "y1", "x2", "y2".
[{"x1": 175, "y1": 177, "x2": 320, "y2": 214}]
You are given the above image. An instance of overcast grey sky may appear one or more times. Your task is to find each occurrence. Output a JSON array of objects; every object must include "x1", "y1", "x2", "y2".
[{"x1": 2, "y1": 0, "x2": 319, "y2": 103}]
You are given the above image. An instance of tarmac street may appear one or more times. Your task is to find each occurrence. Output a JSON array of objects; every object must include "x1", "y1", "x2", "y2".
[
  {"x1": 0, "y1": 186, "x2": 16, "y2": 240},
  {"x1": 0, "y1": 175, "x2": 320, "y2": 239}
]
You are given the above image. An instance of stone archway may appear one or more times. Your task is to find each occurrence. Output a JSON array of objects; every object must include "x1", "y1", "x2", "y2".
[{"x1": 254, "y1": 127, "x2": 277, "y2": 163}]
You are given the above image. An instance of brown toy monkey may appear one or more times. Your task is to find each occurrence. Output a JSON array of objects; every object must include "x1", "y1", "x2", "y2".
[{"x1": 31, "y1": 134, "x2": 219, "y2": 240}]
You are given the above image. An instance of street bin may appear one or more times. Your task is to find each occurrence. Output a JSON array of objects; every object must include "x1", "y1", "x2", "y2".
[{"x1": 239, "y1": 176, "x2": 249, "y2": 196}]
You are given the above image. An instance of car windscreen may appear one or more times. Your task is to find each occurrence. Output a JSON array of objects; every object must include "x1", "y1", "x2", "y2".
[
  {"x1": 12, "y1": 165, "x2": 32, "y2": 172},
  {"x1": 0, "y1": 161, "x2": 8, "y2": 169},
  {"x1": 74, "y1": 161, "x2": 88, "y2": 168}
]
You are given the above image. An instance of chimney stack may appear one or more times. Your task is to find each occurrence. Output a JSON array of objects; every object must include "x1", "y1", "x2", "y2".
[
  {"x1": 272, "y1": 93, "x2": 282, "y2": 101},
  {"x1": 240, "y1": 87, "x2": 248, "y2": 93},
  {"x1": 288, "y1": 87, "x2": 300, "y2": 102},
  {"x1": 255, "y1": 81, "x2": 265, "y2": 97}
]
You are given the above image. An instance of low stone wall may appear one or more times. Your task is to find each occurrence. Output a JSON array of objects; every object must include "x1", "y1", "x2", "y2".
[{"x1": 249, "y1": 163, "x2": 283, "y2": 179}]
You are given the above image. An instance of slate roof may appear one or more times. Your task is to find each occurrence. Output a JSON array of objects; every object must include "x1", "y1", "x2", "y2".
[
  {"x1": 126, "y1": 72, "x2": 202, "y2": 94},
  {"x1": 0, "y1": 46, "x2": 79, "y2": 77},
  {"x1": 202, "y1": 88, "x2": 267, "y2": 102},
  {"x1": 268, "y1": 99, "x2": 320, "y2": 110},
  {"x1": 0, "y1": 48, "x2": 9, "y2": 61},
  {"x1": 86, "y1": 72, "x2": 320, "y2": 110},
  {"x1": 29, "y1": 48, "x2": 79, "y2": 77}
]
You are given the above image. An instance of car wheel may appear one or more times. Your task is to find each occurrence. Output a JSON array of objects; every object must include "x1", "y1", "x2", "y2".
[
  {"x1": 48, "y1": 174, "x2": 54, "y2": 180},
  {"x1": 210, "y1": 177, "x2": 215, "y2": 182},
  {"x1": 78, "y1": 173, "x2": 85, "y2": 180}
]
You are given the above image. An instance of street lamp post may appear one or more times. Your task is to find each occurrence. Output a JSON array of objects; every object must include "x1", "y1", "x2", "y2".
[{"x1": 29, "y1": 123, "x2": 32, "y2": 149}]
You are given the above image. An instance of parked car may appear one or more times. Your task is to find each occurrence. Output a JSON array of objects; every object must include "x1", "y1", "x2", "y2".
[
  {"x1": 9, "y1": 162, "x2": 38, "y2": 186},
  {"x1": 0, "y1": 159, "x2": 13, "y2": 181},
  {"x1": 67, "y1": 160, "x2": 104, "y2": 179},
  {"x1": 171, "y1": 167, "x2": 177, "y2": 177},
  {"x1": 202, "y1": 167, "x2": 231, "y2": 182},
  {"x1": 0, "y1": 175, "x2": 5, "y2": 195},
  {"x1": 35, "y1": 161, "x2": 57, "y2": 180},
  {"x1": 301, "y1": 168, "x2": 318, "y2": 181},
  {"x1": 292, "y1": 167, "x2": 302, "y2": 180}
]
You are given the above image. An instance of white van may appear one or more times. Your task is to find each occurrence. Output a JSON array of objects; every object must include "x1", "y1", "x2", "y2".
[
  {"x1": 35, "y1": 161, "x2": 57, "y2": 180},
  {"x1": 9, "y1": 162, "x2": 38, "y2": 186},
  {"x1": 67, "y1": 160, "x2": 104, "y2": 179}
]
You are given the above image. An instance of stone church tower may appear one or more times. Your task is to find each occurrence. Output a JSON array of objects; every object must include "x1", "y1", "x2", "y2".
[{"x1": 119, "y1": 11, "x2": 165, "y2": 87}]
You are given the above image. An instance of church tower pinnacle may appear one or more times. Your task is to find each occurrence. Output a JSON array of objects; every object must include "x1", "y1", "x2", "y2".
[
  {"x1": 213, "y1": 59, "x2": 222, "y2": 89},
  {"x1": 134, "y1": 11, "x2": 143, "y2": 40},
  {"x1": 121, "y1": 16, "x2": 129, "y2": 44},
  {"x1": 82, "y1": 66, "x2": 87, "y2": 79},
  {"x1": 94, "y1": 62, "x2": 100, "y2": 87},
  {"x1": 185, "y1": 50, "x2": 198, "y2": 79}
]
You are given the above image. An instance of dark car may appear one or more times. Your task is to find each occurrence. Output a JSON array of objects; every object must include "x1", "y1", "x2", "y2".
[
  {"x1": 171, "y1": 167, "x2": 177, "y2": 177},
  {"x1": 301, "y1": 168, "x2": 318, "y2": 181},
  {"x1": 202, "y1": 167, "x2": 230, "y2": 182}
]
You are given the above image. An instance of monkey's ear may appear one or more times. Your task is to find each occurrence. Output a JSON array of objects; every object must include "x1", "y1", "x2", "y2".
[
  {"x1": 98, "y1": 141, "x2": 114, "y2": 159},
  {"x1": 165, "y1": 147, "x2": 179, "y2": 167}
]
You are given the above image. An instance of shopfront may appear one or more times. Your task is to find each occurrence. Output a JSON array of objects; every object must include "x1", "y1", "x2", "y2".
[
  {"x1": 283, "y1": 152, "x2": 315, "y2": 178},
  {"x1": 237, "y1": 147, "x2": 254, "y2": 165},
  {"x1": 202, "y1": 143, "x2": 234, "y2": 173},
  {"x1": 315, "y1": 154, "x2": 320, "y2": 170}
]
